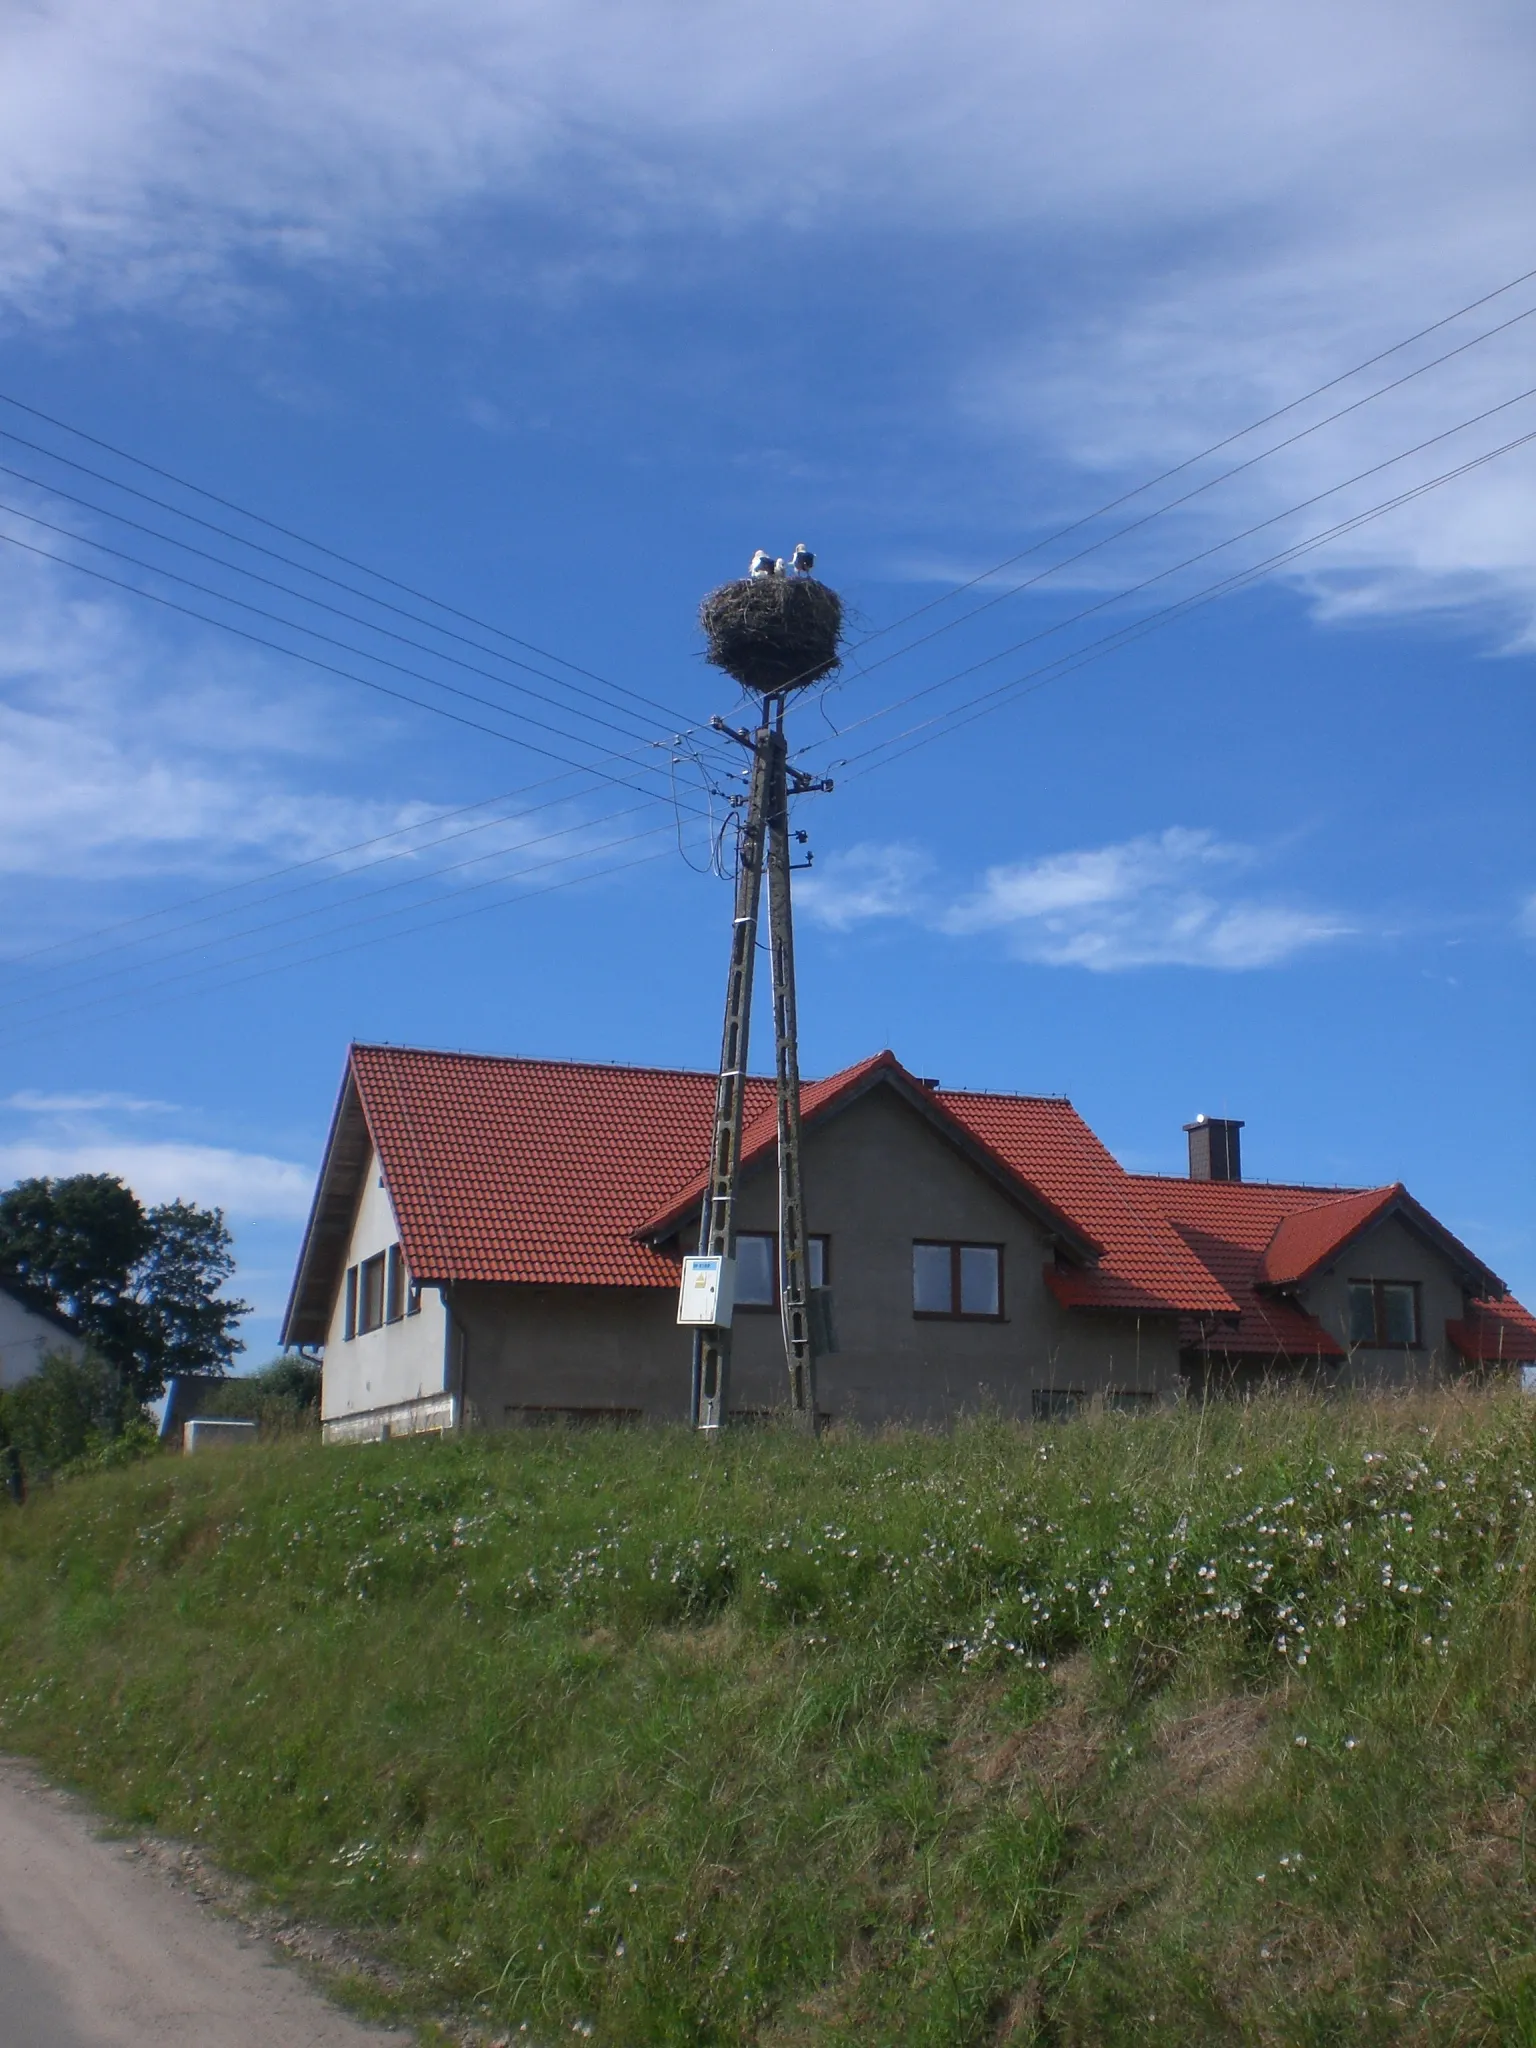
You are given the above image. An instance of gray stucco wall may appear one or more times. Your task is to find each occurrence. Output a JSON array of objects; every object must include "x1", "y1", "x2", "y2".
[
  {"x1": 453, "y1": 1082, "x2": 1179, "y2": 1427},
  {"x1": 1299, "y1": 1211, "x2": 1472, "y2": 1389}
]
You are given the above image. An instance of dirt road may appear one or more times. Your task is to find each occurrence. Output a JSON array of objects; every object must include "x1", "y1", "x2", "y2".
[{"x1": 0, "y1": 1759, "x2": 410, "y2": 2047}]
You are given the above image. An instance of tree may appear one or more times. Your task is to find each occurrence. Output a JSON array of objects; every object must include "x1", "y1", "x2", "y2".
[{"x1": 0, "y1": 1174, "x2": 250, "y2": 1401}]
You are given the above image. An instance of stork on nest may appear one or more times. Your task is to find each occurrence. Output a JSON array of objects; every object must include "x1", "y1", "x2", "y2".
[{"x1": 700, "y1": 548, "x2": 842, "y2": 695}]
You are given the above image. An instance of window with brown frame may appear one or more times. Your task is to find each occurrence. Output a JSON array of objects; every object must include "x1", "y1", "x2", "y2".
[
  {"x1": 912, "y1": 1241, "x2": 1003, "y2": 1320},
  {"x1": 357, "y1": 1252, "x2": 387, "y2": 1334},
  {"x1": 735, "y1": 1233, "x2": 829, "y2": 1308},
  {"x1": 1347, "y1": 1279, "x2": 1420, "y2": 1347}
]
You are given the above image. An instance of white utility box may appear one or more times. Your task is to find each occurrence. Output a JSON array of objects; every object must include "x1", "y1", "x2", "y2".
[{"x1": 677, "y1": 1254, "x2": 736, "y2": 1327}]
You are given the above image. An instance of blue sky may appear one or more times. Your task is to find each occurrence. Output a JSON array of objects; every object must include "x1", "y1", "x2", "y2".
[{"x1": 0, "y1": 0, "x2": 1532, "y2": 1356}]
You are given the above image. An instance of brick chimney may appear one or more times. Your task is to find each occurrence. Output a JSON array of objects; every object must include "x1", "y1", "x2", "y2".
[{"x1": 1184, "y1": 1114, "x2": 1243, "y2": 1182}]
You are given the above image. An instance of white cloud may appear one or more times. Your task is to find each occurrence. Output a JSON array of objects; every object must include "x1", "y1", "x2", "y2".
[
  {"x1": 811, "y1": 826, "x2": 1350, "y2": 971},
  {"x1": 0, "y1": 0, "x2": 1532, "y2": 632},
  {"x1": 1519, "y1": 893, "x2": 1536, "y2": 939},
  {"x1": 946, "y1": 830, "x2": 1350, "y2": 970},
  {"x1": 798, "y1": 842, "x2": 932, "y2": 932},
  {"x1": 0, "y1": 545, "x2": 430, "y2": 887},
  {"x1": 0, "y1": 1138, "x2": 314, "y2": 1219},
  {"x1": 2, "y1": 1089, "x2": 177, "y2": 1114}
]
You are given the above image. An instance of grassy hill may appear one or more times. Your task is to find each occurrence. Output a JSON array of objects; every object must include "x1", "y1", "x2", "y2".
[{"x1": 3, "y1": 1393, "x2": 1536, "y2": 2045}]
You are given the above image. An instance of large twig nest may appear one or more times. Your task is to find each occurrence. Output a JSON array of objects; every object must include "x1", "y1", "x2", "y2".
[{"x1": 699, "y1": 576, "x2": 843, "y2": 695}]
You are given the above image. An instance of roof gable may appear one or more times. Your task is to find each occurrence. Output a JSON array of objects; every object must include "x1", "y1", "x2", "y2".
[
  {"x1": 639, "y1": 1051, "x2": 1105, "y2": 1263},
  {"x1": 1257, "y1": 1184, "x2": 1503, "y2": 1293}
]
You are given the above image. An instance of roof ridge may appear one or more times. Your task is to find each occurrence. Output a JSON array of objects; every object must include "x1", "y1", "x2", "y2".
[
  {"x1": 934, "y1": 1086, "x2": 1074, "y2": 1105},
  {"x1": 1131, "y1": 1173, "x2": 1377, "y2": 1194},
  {"x1": 352, "y1": 1042, "x2": 771, "y2": 1084}
]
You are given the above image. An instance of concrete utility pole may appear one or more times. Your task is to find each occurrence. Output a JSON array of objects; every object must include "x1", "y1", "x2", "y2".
[{"x1": 684, "y1": 553, "x2": 840, "y2": 1434}]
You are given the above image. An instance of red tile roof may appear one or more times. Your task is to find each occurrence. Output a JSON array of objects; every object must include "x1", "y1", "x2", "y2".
[
  {"x1": 1447, "y1": 1300, "x2": 1536, "y2": 1364},
  {"x1": 1130, "y1": 1175, "x2": 1376, "y2": 1359},
  {"x1": 278, "y1": 1043, "x2": 1532, "y2": 1366},
  {"x1": 939, "y1": 1089, "x2": 1236, "y2": 1315},
  {"x1": 351, "y1": 1043, "x2": 773, "y2": 1290}
]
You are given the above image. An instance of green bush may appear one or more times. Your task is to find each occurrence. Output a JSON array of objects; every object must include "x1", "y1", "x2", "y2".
[
  {"x1": 0, "y1": 1350, "x2": 151, "y2": 1487},
  {"x1": 198, "y1": 1353, "x2": 321, "y2": 1434}
]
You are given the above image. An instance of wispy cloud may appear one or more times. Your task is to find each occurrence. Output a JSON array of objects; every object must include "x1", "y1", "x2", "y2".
[
  {"x1": 1, "y1": 0, "x2": 1533, "y2": 633},
  {"x1": 1, "y1": 1089, "x2": 178, "y2": 1114},
  {"x1": 808, "y1": 825, "x2": 1351, "y2": 971},
  {"x1": 798, "y1": 843, "x2": 933, "y2": 932},
  {"x1": 0, "y1": 1138, "x2": 314, "y2": 1219}
]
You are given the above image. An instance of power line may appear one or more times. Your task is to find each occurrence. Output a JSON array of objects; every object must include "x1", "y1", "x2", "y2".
[
  {"x1": 0, "y1": 835, "x2": 678, "y2": 1055},
  {"x1": 817, "y1": 298, "x2": 1536, "y2": 708},
  {"x1": 0, "y1": 385, "x2": 689, "y2": 724},
  {"x1": 831, "y1": 257, "x2": 1536, "y2": 665},
  {"x1": 0, "y1": 422, "x2": 700, "y2": 732},
  {"x1": 833, "y1": 421, "x2": 1536, "y2": 778},
  {"x1": 0, "y1": 794, "x2": 663, "y2": 1021},
  {"x1": 0, "y1": 526, "x2": 724, "y2": 812},
  {"x1": 0, "y1": 458, "x2": 698, "y2": 752},
  {"x1": 0, "y1": 816, "x2": 679, "y2": 1051},
  {"x1": 805, "y1": 381, "x2": 1536, "y2": 760},
  {"x1": 0, "y1": 498, "x2": 714, "y2": 775}
]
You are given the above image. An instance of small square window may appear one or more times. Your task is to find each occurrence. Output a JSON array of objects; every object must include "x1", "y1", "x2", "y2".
[
  {"x1": 406, "y1": 1277, "x2": 422, "y2": 1317},
  {"x1": 1347, "y1": 1279, "x2": 1420, "y2": 1348},
  {"x1": 734, "y1": 1234, "x2": 830, "y2": 1308},
  {"x1": 913, "y1": 1242, "x2": 1004, "y2": 1320},
  {"x1": 1033, "y1": 1388, "x2": 1084, "y2": 1421}
]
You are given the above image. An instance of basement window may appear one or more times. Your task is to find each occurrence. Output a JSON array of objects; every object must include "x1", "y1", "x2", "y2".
[
  {"x1": 913, "y1": 1242, "x2": 1003, "y2": 1320},
  {"x1": 358, "y1": 1252, "x2": 387, "y2": 1335},
  {"x1": 735, "y1": 1233, "x2": 829, "y2": 1308},
  {"x1": 1347, "y1": 1280, "x2": 1420, "y2": 1348},
  {"x1": 1033, "y1": 1387, "x2": 1085, "y2": 1421},
  {"x1": 1107, "y1": 1389, "x2": 1157, "y2": 1413}
]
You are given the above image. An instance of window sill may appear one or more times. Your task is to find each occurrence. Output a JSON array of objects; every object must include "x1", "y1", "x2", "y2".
[{"x1": 913, "y1": 1311, "x2": 1006, "y2": 1324}]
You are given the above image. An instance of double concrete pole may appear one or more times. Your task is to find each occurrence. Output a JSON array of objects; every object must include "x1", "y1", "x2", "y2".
[{"x1": 691, "y1": 696, "x2": 818, "y2": 1434}]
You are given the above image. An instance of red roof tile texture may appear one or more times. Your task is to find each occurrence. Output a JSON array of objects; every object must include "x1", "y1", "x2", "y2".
[
  {"x1": 351, "y1": 1044, "x2": 773, "y2": 1289},
  {"x1": 343, "y1": 1045, "x2": 1533, "y2": 1357},
  {"x1": 1447, "y1": 1300, "x2": 1536, "y2": 1364}
]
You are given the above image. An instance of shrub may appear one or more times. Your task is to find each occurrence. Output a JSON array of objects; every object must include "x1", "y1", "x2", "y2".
[{"x1": 0, "y1": 1350, "x2": 150, "y2": 1487}]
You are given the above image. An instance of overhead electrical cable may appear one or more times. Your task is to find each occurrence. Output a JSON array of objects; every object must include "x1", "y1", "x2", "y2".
[
  {"x1": 0, "y1": 834, "x2": 677, "y2": 1055},
  {"x1": 0, "y1": 781, "x2": 671, "y2": 1013},
  {"x1": 828, "y1": 258, "x2": 1536, "y2": 664},
  {"x1": 809, "y1": 300, "x2": 1536, "y2": 706},
  {"x1": 0, "y1": 459, "x2": 707, "y2": 753},
  {"x1": 802, "y1": 381, "x2": 1536, "y2": 759},
  {"x1": 832, "y1": 421, "x2": 1536, "y2": 777},
  {"x1": 0, "y1": 386, "x2": 690, "y2": 725},
  {"x1": 0, "y1": 527, "x2": 721, "y2": 813},
  {"x1": 0, "y1": 797, "x2": 664, "y2": 1025}
]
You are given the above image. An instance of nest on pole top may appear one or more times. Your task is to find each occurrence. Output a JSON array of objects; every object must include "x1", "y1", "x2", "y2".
[{"x1": 699, "y1": 575, "x2": 843, "y2": 696}]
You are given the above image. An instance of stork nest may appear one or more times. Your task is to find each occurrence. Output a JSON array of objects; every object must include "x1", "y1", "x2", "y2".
[{"x1": 699, "y1": 576, "x2": 843, "y2": 695}]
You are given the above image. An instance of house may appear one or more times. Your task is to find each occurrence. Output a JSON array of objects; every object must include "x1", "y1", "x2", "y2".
[
  {"x1": 0, "y1": 1277, "x2": 86, "y2": 1391},
  {"x1": 281, "y1": 1044, "x2": 1536, "y2": 1441}
]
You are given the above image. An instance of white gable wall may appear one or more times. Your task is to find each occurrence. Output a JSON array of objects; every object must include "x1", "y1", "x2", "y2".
[
  {"x1": 321, "y1": 1144, "x2": 450, "y2": 1436},
  {"x1": 0, "y1": 1289, "x2": 85, "y2": 1389}
]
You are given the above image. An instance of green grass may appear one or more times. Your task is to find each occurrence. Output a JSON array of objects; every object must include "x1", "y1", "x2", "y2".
[{"x1": 4, "y1": 1393, "x2": 1536, "y2": 2044}]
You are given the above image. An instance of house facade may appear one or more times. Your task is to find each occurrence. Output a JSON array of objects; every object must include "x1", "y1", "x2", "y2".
[
  {"x1": 0, "y1": 1279, "x2": 86, "y2": 1391},
  {"x1": 281, "y1": 1045, "x2": 1536, "y2": 1441}
]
